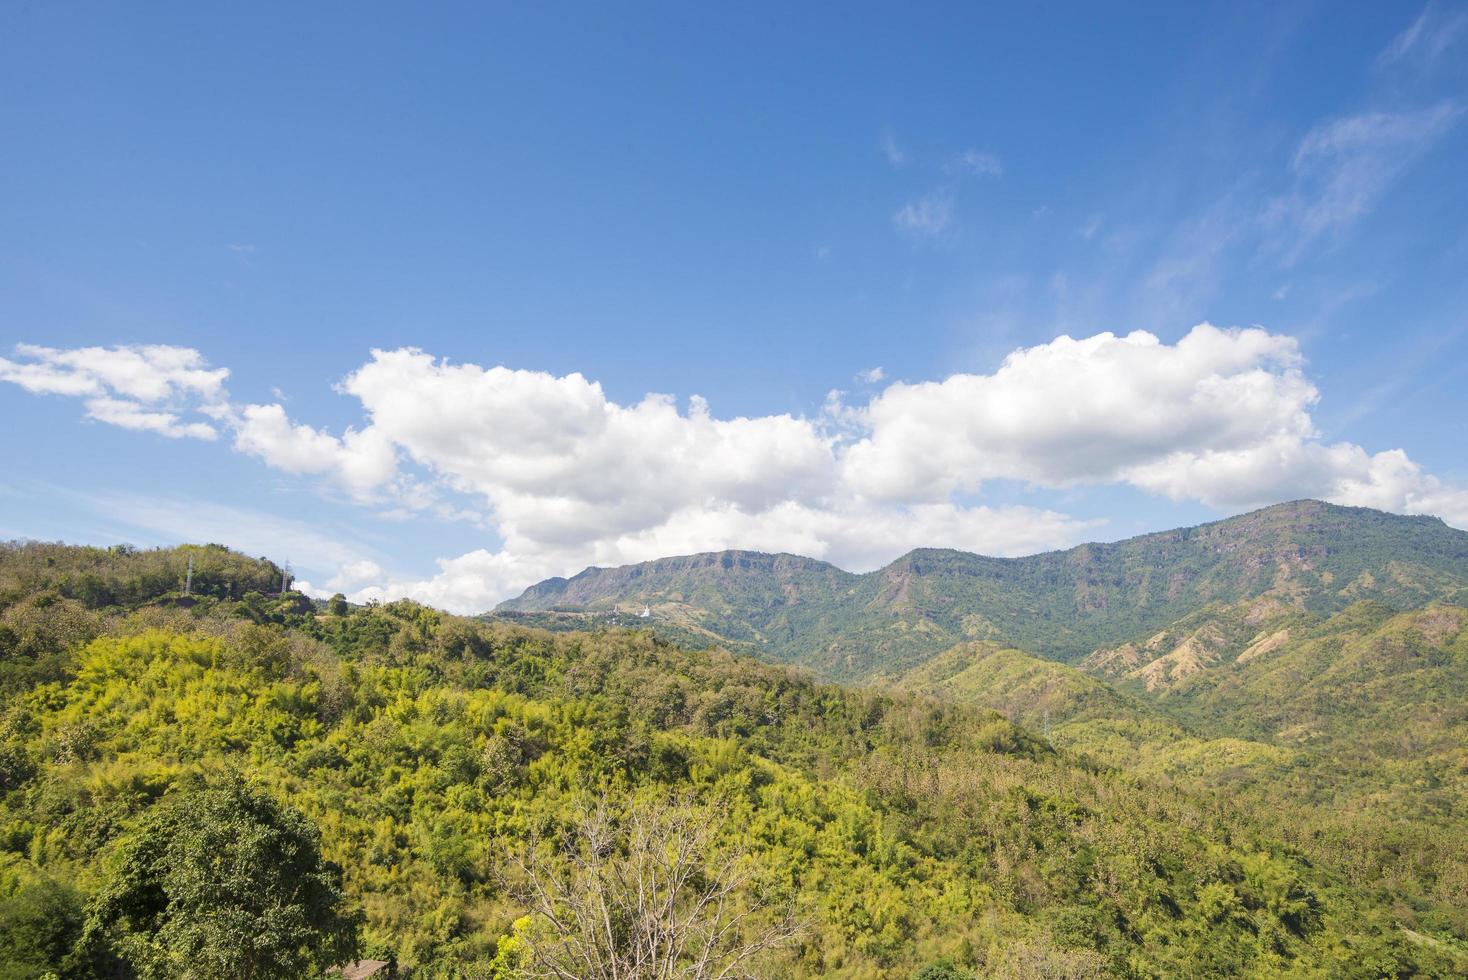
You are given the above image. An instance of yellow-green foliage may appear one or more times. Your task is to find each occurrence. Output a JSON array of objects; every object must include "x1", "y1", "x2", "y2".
[
  {"x1": 893, "y1": 641, "x2": 1147, "y2": 730},
  {"x1": 0, "y1": 600, "x2": 1456, "y2": 978},
  {"x1": 1031, "y1": 602, "x2": 1468, "y2": 954},
  {"x1": 1, "y1": 542, "x2": 1465, "y2": 977}
]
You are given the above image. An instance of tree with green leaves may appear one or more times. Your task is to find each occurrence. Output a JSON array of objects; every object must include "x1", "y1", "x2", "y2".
[
  {"x1": 78, "y1": 774, "x2": 360, "y2": 979},
  {"x1": 0, "y1": 876, "x2": 85, "y2": 980}
]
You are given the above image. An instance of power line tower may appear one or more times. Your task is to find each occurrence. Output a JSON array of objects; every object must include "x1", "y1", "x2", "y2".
[
  {"x1": 184, "y1": 556, "x2": 193, "y2": 597},
  {"x1": 281, "y1": 559, "x2": 292, "y2": 594}
]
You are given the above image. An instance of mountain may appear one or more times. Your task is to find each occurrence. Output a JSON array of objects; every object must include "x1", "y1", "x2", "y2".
[{"x1": 497, "y1": 500, "x2": 1468, "y2": 681}]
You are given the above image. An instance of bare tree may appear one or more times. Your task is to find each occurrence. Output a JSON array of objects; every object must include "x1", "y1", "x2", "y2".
[{"x1": 506, "y1": 796, "x2": 801, "y2": 979}]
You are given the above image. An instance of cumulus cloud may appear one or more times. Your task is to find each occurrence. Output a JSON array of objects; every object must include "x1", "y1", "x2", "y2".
[
  {"x1": 335, "y1": 350, "x2": 844, "y2": 553},
  {"x1": 0, "y1": 343, "x2": 228, "y2": 440},
  {"x1": 843, "y1": 325, "x2": 1316, "y2": 498},
  {"x1": 325, "y1": 558, "x2": 386, "y2": 592},
  {"x1": 232, "y1": 403, "x2": 399, "y2": 497},
  {"x1": 1129, "y1": 439, "x2": 1468, "y2": 525},
  {"x1": 841, "y1": 324, "x2": 1465, "y2": 525},
  {"x1": 247, "y1": 328, "x2": 1468, "y2": 610},
  {"x1": 8, "y1": 325, "x2": 1467, "y2": 613}
]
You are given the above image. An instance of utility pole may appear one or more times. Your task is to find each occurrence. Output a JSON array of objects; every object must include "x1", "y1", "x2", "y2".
[{"x1": 184, "y1": 556, "x2": 193, "y2": 597}]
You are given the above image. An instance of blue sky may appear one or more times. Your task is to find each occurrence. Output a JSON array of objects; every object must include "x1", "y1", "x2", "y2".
[{"x1": 3, "y1": 1, "x2": 1466, "y2": 611}]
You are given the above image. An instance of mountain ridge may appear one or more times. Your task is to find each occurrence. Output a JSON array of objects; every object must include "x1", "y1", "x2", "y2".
[
  {"x1": 505, "y1": 500, "x2": 1460, "y2": 590},
  {"x1": 496, "y1": 500, "x2": 1468, "y2": 680}
]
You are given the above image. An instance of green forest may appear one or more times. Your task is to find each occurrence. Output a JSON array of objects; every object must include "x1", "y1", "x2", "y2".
[{"x1": 1, "y1": 540, "x2": 1466, "y2": 977}]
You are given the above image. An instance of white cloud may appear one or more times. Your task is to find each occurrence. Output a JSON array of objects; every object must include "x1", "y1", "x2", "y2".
[
  {"x1": 880, "y1": 128, "x2": 906, "y2": 167},
  {"x1": 1128, "y1": 438, "x2": 1468, "y2": 525},
  {"x1": 843, "y1": 324, "x2": 1314, "y2": 499},
  {"x1": 272, "y1": 329, "x2": 1468, "y2": 609},
  {"x1": 1378, "y1": 4, "x2": 1468, "y2": 68},
  {"x1": 83, "y1": 397, "x2": 219, "y2": 440},
  {"x1": 0, "y1": 343, "x2": 228, "y2": 440},
  {"x1": 3, "y1": 343, "x2": 228, "y2": 401},
  {"x1": 945, "y1": 150, "x2": 1003, "y2": 178},
  {"x1": 855, "y1": 367, "x2": 886, "y2": 384},
  {"x1": 893, "y1": 191, "x2": 954, "y2": 240},
  {"x1": 232, "y1": 403, "x2": 399, "y2": 497},
  {"x1": 841, "y1": 323, "x2": 1465, "y2": 536},
  {"x1": 338, "y1": 350, "x2": 837, "y2": 549},
  {"x1": 9, "y1": 326, "x2": 1467, "y2": 613},
  {"x1": 1266, "y1": 102, "x2": 1462, "y2": 264},
  {"x1": 325, "y1": 558, "x2": 386, "y2": 592}
]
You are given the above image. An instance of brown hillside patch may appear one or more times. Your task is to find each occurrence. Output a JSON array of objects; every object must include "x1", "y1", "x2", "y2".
[
  {"x1": 1415, "y1": 607, "x2": 1466, "y2": 645},
  {"x1": 1237, "y1": 628, "x2": 1291, "y2": 665}
]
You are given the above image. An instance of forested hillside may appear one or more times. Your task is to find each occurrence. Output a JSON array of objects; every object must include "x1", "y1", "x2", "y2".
[
  {"x1": 3, "y1": 542, "x2": 1464, "y2": 977},
  {"x1": 497, "y1": 501, "x2": 1468, "y2": 679},
  {"x1": 496, "y1": 502, "x2": 1468, "y2": 972},
  {"x1": 876, "y1": 601, "x2": 1468, "y2": 956},
  {"x1": 1098, "y1": 602, "x2": 1468, "y2": 942}
]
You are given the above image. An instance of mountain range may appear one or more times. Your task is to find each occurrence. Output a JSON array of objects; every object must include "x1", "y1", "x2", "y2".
[{"x1": 496, "y1": 499, "x2": 1468, "y2": 682}]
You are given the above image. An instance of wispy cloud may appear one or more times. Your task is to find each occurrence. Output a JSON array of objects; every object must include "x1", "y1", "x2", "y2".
[
  {"x1": 1265, "y1": 101, "x2": 1462, "y2": 264},
  {"x1": 944, "y1": 149, "x2": 1003, "y2": 178},
  {"x1": 226, "y1": 243, "x2": 257, "y2": 266},
  {"x1": 855, "y1": 366, "x2": 885, "y2": 384},
  {"x1": 72, "y1": 491, "x2": 379, "y2": 579},
  {"x1": 1377, "y1": 3, "x2": 1468, "y2": 69},
  {"x1": 880, "y1": 128, "x2": 906, "y2": 168},
  {"x1": 893, "y1": 191, "x2": 954, "y2": 240}
]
